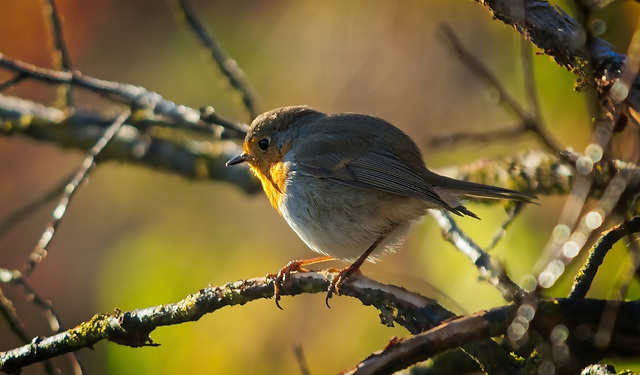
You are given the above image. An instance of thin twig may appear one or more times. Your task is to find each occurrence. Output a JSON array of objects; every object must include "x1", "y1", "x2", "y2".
[
  {"x1": 521, "y1": 37, "x2": 540, "y2": 126},
  {"x1": 436, "y1": 24, "x2": 563, "y2": 153},
  {"x1": 569, "y1": 216, "x2": 640, "y2": 298},
  {"x1": 0, "y1": 288, "x2": 30, "y2": 343},
  {"x1": 521, "y1": 37, "x2": 563, "y2": 152},
  {"x1": 535, "y1": 168, "x2": 618, "y2": 290},
  {"x1": 428, "y1": 210, "x2": 524, "y2": 302},
  {"x1": 4, "y1": 272, "x2": 63, "y2": 332},
  {"x1": 175, "y1": 0, "x2": 259, "y2": 119},
  {"x1": 23, "y1": 111, "x2": 129, "y2": 276},
  {"x1": 428, "y1": 126, "x2": 526, "y2": 148},
  {"x1": 2, "y1": 269, "x2": 85, "y2": 374},
  {"x1": 0, "y1": 291, "x2": 61, "y2": 375},
  {"x1": 41, "y1": 0, "x2": 75, "y2": 108},
  {"x1": 438, "y1": 24, "x2": 527, "y2": 119},
  {"x1": 293, "y1": 343, "x2": 311, "y2": 375},
  {"x1": 0, "y1": 278, "x2": 76, "y2": 375},
  {"x1": 0, "y1": 171, "x2": 74, "y2": 241},
  {"x1": 0, "y1": 54, "x2": 241, "y2": 136},
  {"x1": 199, "y1": 105, "x2": 249, "y2": 138},
  {"x1": 0, "y1": 73, "x2": 27, "y2": 92},
  {"x1": 484, "y1": 202, "x2": 524, "y2": 252},
  {"x1": 1, "y1": 277, "x2": 66, "y2": 374},
  {"x1": 535, "y1": 94, "x2": 626, "y2": 290}
]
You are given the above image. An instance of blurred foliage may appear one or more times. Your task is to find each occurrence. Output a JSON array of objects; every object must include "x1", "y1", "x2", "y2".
[{"x1": 1, "y1": 0, "x2": 640, "y2": 374}]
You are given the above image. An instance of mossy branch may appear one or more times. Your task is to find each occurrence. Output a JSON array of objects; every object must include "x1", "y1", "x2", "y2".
[{"x1": 0, "y1": 271, "x2": 455, "y2": 374}]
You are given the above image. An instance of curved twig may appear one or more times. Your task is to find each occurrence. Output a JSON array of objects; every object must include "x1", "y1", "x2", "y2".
[{"x1": 570, "y1": 217, "x2": 640, "y2": 298}]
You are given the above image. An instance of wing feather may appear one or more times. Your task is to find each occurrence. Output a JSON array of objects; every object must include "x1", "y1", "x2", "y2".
[{"x1": 297, "y1": 151, "x2": 456, "y2": 210}]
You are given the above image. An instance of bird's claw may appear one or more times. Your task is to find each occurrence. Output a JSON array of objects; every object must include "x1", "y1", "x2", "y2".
[
  {"x1": 325, "y1": 266, "x2": 361, "y2": 308},
  {"x1": 267, "y1": 260, "x2": 311, "y2": 310}
]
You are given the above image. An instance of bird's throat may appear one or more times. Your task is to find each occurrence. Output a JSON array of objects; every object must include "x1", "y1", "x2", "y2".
[{"x1": 250, "y1": 161, "x2": 289, "y2": 214}]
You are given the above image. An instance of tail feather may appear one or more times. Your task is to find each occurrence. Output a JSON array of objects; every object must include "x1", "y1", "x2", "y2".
[
  {"x1": 447, "y1": 180, "x2": 537, "y2": 203},
  {"x1": 428, "y1": 172, "x2": 537, "y2": 219},
  {"x1": 451, "y1": 205, "x2": 481, "y2": 220},
  {"x1": 429, "y1": 171, "x2": 537, "y2": 203}
]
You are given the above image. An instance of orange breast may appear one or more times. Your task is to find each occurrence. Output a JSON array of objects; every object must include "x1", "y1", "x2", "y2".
[{"x1": 250, "y1": 161, "x2": 289, "y2": 214}]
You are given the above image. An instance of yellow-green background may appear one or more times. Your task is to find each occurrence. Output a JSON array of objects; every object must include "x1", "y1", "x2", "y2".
[{"x1": 1, "y1": 0, "x2": 639, "y2": 373}]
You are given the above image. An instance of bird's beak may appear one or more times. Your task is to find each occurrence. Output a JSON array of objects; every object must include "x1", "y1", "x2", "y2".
[{"x1": 226, "y1": 153, "x2": 251, "y2": 166}]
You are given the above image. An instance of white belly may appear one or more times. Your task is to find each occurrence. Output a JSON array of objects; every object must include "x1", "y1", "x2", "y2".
[{"x1": 279, "y1": 172, "x2": 425, "y2": 262}]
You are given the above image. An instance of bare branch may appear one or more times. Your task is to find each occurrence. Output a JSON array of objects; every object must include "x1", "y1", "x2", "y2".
[
  {"x1": 344, "y1": 298, "x2": 640, "y2": 375},
  {"x1": 438, "y1": 24, "x2": 527, "y2": 120},
  {"x1": 0, "y1": 54, "x2": 243, "y2": 136},
  {"x1": 23, "y1": 111, "x2": 129, "y2": 276},
  {"x1": 0, "y1": 271, "x2": 454, "y2": 373},
  {"x1": 429, "y1": 210, "x2": 524, "y2": 301},
  {"x1": 535, "y1": 107, "x2": 625, "y2": 290},
  {"x1": 0, "y1": 171, "x2": 72, "y2": 242},
  {"x1": 0, "y1": 290, "x2": 58, "y2": 375},
  {"x1": 436, "y1": 24, "x2": 563, "y2": 153},
  {"x1": 0, "y1": 288, "x2": 29, "y2": 344},
  {"x1": 342, "y1": 308, "x2": 513, "y2": 375},
  {"x1": 485, "y1": 202, "x2": 525, "y2": 251},
  {"x1": 427, "y1": 125, "x2": 527, "y2": 149},
  {"x1": 174, "y1": 0, "x2": 260, "y2": 119},
  {"x1": 0, "y1": 94, "x2": 260, "y2": 193},
  {"x1": 41, "y1": 0, "x2": 75, "y2": 108},
  {"x1": 2, "y1": 273, "x2": 63, "y2": 334},
  {"x1": 0, "y1": 74, "x2": 27, "y2": 92},
  {"x1": 472, "y1": 0, "x2": 640, "y2": 113}
]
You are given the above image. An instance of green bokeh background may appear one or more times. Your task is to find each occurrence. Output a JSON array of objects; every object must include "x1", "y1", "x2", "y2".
[{"x1": 1, "y1": 0, "x2": 640, "y2": 373}]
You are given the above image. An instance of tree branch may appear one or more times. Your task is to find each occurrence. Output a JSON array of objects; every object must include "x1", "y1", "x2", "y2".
[
  {"x1": 174, "y1": 0, "x2": 259, "y2": 119},
  {"x1": 0, "y1": 53, "x2": 246, "y2": 138},
  {"x1": 0, "y1": 94, "x2": 261, "y2": 194},
  {"x1": 0, "y1": 271, "x2": 454, "y2": 373},
  {"x1": 23, "y1": 111, "x2": 129, "y2": 276},
  {"x1": 429, "y1": 210, "x2": 524, "y2": 302},
  {"x1": 473, "y1": 0, "x2": 638, "y2": 112},
  {"x1": 344, "y1": 298, "x2": 640, "y2": 375},
  {"x1": 570, "y1": 216, "x2": 640, "y2": 298},
  {"x1": 41, "y1": 0, "x2": 75, "y2": 108}
]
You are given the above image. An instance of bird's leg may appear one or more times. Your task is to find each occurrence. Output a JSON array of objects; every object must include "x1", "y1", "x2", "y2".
[
  {"x1": 268, "y1": 255, "x2": 334, "y2": 309},
  {"x1": 325, "y1": 233, "x2": 387, "y2": 307}
]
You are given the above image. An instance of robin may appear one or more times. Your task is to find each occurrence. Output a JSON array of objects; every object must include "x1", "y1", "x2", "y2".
[{"x1": 227, "y1": 106, "x2": 535, "y2": 307}]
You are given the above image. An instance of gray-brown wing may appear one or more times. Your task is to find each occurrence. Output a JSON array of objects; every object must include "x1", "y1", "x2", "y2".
[{"x1": 296, "y1": 151, "x2": 456, "y2": 211}]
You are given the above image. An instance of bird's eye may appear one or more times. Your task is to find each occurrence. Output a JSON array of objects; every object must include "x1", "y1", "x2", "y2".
[{"x1": 258, "y1": 138, "x2": 270, "y2": 151}]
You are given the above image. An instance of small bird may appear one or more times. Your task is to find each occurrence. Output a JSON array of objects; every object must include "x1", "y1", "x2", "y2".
[{"x1": 227, "y1": 106, "x2": 535, "y2": 307}]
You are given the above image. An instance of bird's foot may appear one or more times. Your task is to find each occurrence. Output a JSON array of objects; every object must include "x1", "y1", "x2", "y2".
[{"x1": 266, "y1": 256, "x2": 333, "y2": 309}]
